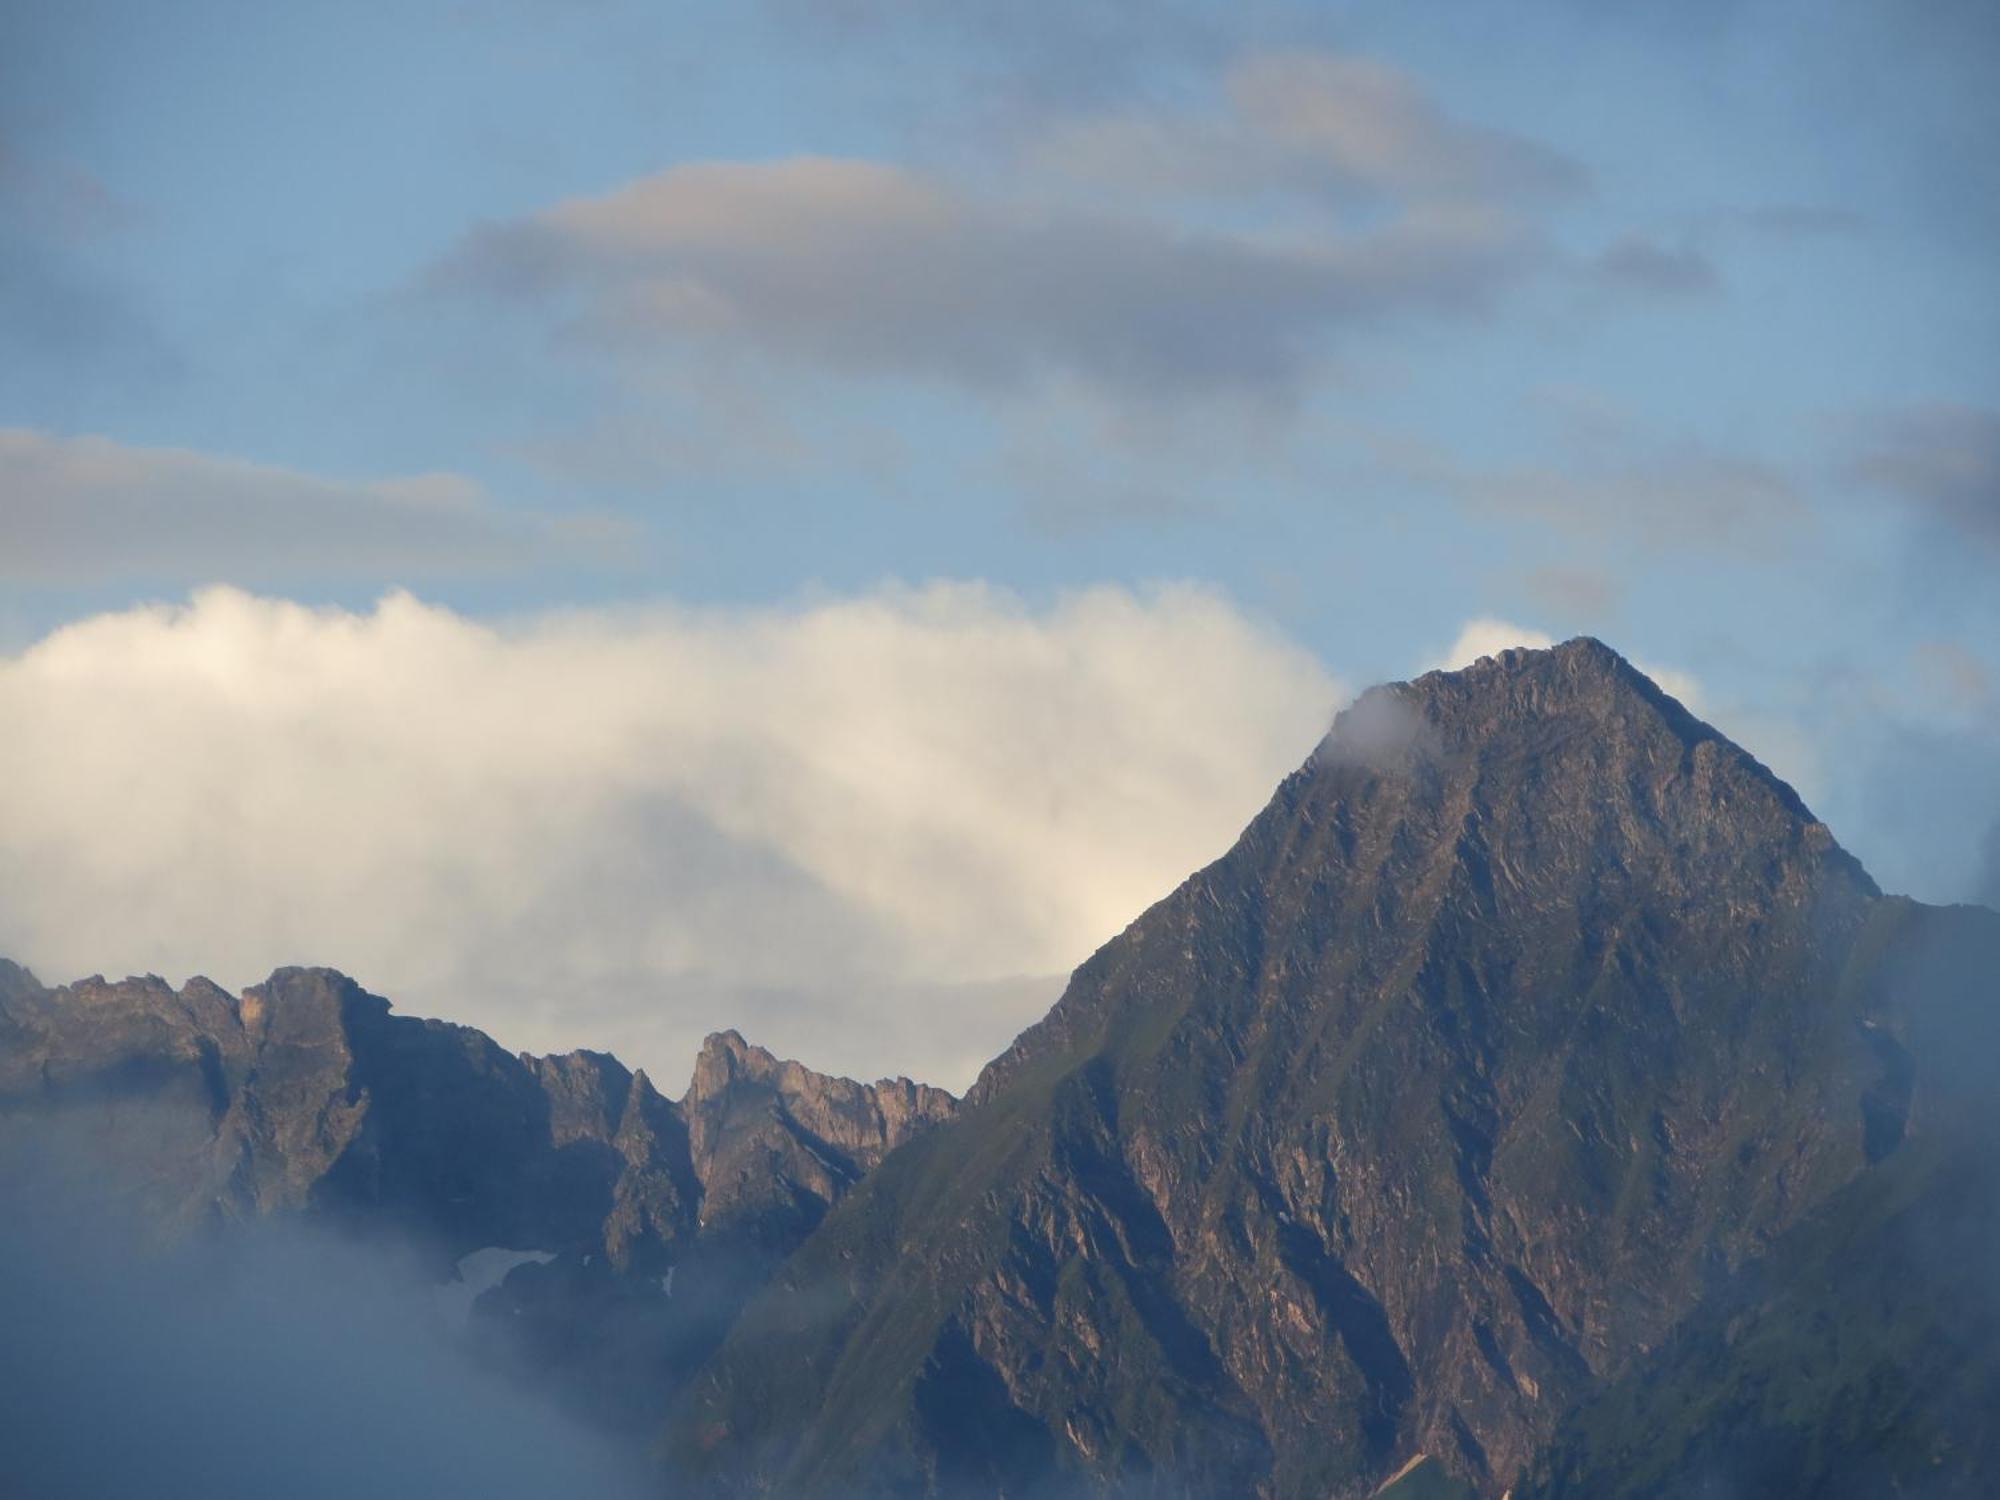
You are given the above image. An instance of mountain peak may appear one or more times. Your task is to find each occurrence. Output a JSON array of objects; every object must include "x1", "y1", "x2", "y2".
[
  {"x1": 0, "y1": 957, "x2": 41, "y2": 1006},
  {"x1": 1316, "y1": 636, "x2": 1853, "y2": 873},
  {"x1": 686, "y1": 632, "x2": 1925, "y2": 1495},
  {"x1": 677, "y1": 1027, "x2": 957, "y2": 1249},
  {"x1": 1427, "y1": 632, "x2": 1629, "y2": 676},
  {"x1": 685, "y1": 1028, "x2": 786, "y2": 1103},
  {"x1": 968, "y1": 636, "x2": 1875, "y2": 1114},
  {"x1": 1389, "y1": 634, "x2": 1692, "y2": 739}
]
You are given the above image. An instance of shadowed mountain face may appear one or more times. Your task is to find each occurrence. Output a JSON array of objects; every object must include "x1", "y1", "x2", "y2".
[
  {"x1": 2, "y1": 639, "x2": 1994, "y2": 1498},
  {"x1": 0, "y1": 967, "x2": 953, "y2": 1265},
  {"x1": 0, "y1": 962, "x2": 955, "y2": 1431},
  {"x1": 1514, "y1": 896, "x2": 2000, "y2": 1500},
  {"x1": 670, "y1": 640, "x2": 1992, "y2": 1499}
]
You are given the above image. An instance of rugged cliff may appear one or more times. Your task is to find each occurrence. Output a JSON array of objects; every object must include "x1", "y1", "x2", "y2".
[
  {"x1": 670, "y1": 639, "x2": 1990, "y2": 1498},
  {"x1": 1515, "y1": 896, "x2": 2000, "y2": 1500},
  {"x1": 0, "y1": 960, "x2": 956, "y2": 1431}
]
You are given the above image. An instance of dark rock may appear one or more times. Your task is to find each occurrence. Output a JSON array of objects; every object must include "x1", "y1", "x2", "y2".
[{"x1": 0, "y1": 959, "x2": 957, "y2": 1437}]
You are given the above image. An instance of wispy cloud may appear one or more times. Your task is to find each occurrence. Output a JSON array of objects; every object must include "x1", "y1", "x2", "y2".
[
  {"x1": 430, "y1": 146, "x2": 1552, "y2": 406},
  {"x1": 0, "y1": 429, "x2": 634, "y2": 585},
  {"x1": 0, "y1": 140, "x2": 174, "y2": 381},
  {"x1": 1026, "y1": 50, "x2": 1588, "y2": 207},
  {"x1": 1838, "y1": 638, "x2": 2000, "y2": 911},
  {"x1": 1849, "y1": 402, "x2": 2000, "y2": 550},
  {"x1": 1590, "y1": 233, "x2": 1720, "y2": 297},
  {"x1": 1976, "y1": 819, "x2": 2000, "y2": 910},
  {"x1": 1728, "y1": 203, "x2": 1869, "y2": 240},
  {"x1": 0, "y1": 1152, "x2": 650, "y2": 1500},
  {"x1": 1379, "y1": 430, "x2": 1807, "y2": 556},
  {"x1": 422, "y1": 50, "x2": 1596, "y2": 413},
  {"x1": 1521, "y1": 563, "x2": 1622, "y2": 618},
  {"x1": 758, "y1": 0, "x2": 1248, "y2": 102}
]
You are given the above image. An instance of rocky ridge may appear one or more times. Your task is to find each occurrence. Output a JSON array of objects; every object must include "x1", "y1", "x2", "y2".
[{"x1": 0, "y1": 959, "x2": 956, "y2": 1429}]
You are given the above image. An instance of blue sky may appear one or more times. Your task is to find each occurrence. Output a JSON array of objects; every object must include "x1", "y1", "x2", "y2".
[{"x1": 0, "y1": 0, "x2": 1995, "y2": 1080}]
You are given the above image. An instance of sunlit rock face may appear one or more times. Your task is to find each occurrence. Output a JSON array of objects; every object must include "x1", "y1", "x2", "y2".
[
  {"x1": 683, "y1": 1027, "x2": 956, "y2": 1246},
  {"x1": 674, "y1": 640, "x2": 1993, "y2": 1499}
]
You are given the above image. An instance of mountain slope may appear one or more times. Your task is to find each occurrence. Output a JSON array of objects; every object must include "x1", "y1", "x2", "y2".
[
  {"x1": 0, "y1": 962, "x2": 955, "y2": 1431},
  {"x1": 672, "y1": 639, "x2": 1959, "y2": 1499},
  {"x1": 1515, "y1": 897, "x2": 2000, "y2": 1499}
]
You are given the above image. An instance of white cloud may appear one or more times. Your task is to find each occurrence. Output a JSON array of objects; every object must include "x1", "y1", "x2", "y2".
[
  {"x1": 0, "y1": 429, "x2": 624, "y2": 585},
  {"x1": 1428, "y1": 616, "x2": 1557, "y2": 671},
  {"x1": 0, "y1": 584, "x2": 1338, "y2": 1090}
]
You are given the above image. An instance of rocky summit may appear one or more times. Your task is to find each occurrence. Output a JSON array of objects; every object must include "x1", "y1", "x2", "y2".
[
  {"x1": 3, "y1": 638, "x2": 1995, "y2": 1498},
  {"x1": 670, "y1": 639, "x2": 1998, "y2": 1498}
]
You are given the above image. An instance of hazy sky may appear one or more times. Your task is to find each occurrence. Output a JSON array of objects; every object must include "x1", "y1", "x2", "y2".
[{"x1": 1, "y1": 1, "x2": 1994, "y2": 1087}]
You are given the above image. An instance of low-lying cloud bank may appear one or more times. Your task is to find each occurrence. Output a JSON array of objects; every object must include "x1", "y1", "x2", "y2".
[
  {"x1": 0, "y1": 583, "x2": 1337, "y2": 1087},
  {"x1": 0, "y1": 1126, "x2": 649, "y2": 1500}
]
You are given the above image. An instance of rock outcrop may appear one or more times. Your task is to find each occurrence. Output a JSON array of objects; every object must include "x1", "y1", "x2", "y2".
[{"x1": 684, "y1": 1029, "x2": 957, "y2": 1249}]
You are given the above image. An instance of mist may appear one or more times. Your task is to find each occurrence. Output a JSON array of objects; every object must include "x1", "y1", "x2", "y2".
[{"x1": 0, "y1": 1125, "x2": 656, "y2": 1500}]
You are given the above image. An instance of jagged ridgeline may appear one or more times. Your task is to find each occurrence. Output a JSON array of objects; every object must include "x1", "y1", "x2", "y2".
[
  {"x1": 2, "y1": 639, "x2": 1995, "y2": 1498},
  {"x1": 0, "y1": 961, "x2": 956, "y2": 1432}
]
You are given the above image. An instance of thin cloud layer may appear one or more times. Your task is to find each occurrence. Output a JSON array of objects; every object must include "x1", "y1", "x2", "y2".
[
  {"x1": 1031, "y1": 50, "x2": 1586, "y2": 206},
  {"x1": 436, "y1": 157, "x2": 1537, "y2": 402},
  {"x1": 761, "y1": 0, "x2": 1242, "y2": 102},
  {"x1": 0, "y1": 429, "x2": 618, "y2": 585},
  {"x1": 0, "y1": 1145, "x2": 649, "y2": 1500},
  {"x1": 431, "y1": 51, "x2": 1584, "y2": 405},
  {"x1": 0, "y1": 143, "x2": 173, "y2": 383},
  {"x1": 1851, "y1": 402, "x2": 2000, "y2": 549},
  {"x1": 1977, "y1": 820, "x2": 2000, "y2": 910},
  {"x1": 1386, "y1": 431, "x2": 1808, "y2": 556},
  {"x1": 0, "y1": 584, "x2": 1337, "y2": 1089},
  {"x1": 1590, "y1": 233, "x2": 1720, "y2": 297}
]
